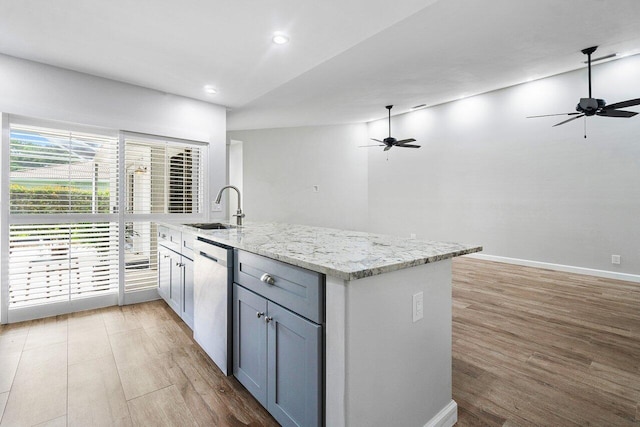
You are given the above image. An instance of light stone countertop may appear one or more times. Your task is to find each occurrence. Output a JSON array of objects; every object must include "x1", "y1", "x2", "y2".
[{"x1": 163, "y1": 222, "x2": 482, "y2": 281}]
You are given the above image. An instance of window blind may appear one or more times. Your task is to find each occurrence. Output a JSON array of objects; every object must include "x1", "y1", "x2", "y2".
[
  {"x1": 123, "y1": 136, "x2": 204, "y2": 293},
  {"x1": 8, "y1": 123, "x2": 119, "y2": 310},
  {"x1": 10, "y1": 124, "x2": 119, "y2": 214},
  {"x1": 124, "y1": 137, "x2": 203, "y2": 215},
  {"x1": 124, "y1": 221, "x2": 159, "y2": 292},
  {"x1": 8, "y1": 223, "x2": 119, "y2": 308}
]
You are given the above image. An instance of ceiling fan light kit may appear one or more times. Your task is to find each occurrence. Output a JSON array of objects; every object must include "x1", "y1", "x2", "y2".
[
  {"x1": 527, "y1": 46, "x2": 640, "y2": 137},
  {"x1": 360, "y1": 105, "x2": 421, "y2": 151}
]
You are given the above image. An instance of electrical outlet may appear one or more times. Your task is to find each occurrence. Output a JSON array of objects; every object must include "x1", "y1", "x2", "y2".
[
  {"x1": 412, "y1": 292, "x2": 424, "y2": 322},
  {"x1": 611, "y1": 254, "x2": 621, "y2": 265},
  {"x1": 211, "y1": 202, "x2": 222, "y2": 212}
]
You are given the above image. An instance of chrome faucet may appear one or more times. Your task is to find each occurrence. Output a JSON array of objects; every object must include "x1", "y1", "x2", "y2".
[{"x1": 215, "y1": 185, "x2": 245, "y2": 226}]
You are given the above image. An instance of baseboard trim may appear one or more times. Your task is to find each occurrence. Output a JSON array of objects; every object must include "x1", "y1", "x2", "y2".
[
  {"x1": 466, "y1": 253, "x2": 640, "y2": 283},
  {"x1": 424, "y1": 400, "x2": 457, "y2": 427}
]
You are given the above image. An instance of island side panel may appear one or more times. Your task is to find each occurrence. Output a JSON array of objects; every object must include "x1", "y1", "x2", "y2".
[
  {"x1": 326, "y1": 275, "x2": 347, "y2": 427},
  {"x1": 327, "y1": 259, "x2": 455, "y2": 427}
]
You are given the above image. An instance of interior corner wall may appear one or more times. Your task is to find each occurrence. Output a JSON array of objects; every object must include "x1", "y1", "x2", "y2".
[
  {"x1": 227, "y1": 124, "x2": 369, "y2": 231},
  {"x1": 0, "y1": 53, "x2": 227, "y2": 220},
  {"x1": 367, "y1": 54, "x2": 640, "y2": 276}
]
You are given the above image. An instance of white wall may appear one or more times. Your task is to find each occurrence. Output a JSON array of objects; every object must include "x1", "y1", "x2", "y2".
[
  {"x1": 367, "y1": 54, "x2": 640, "y2": 275},
  {"x1": 229, "y1": 54, "x2": 640, "y2": 277},
  {"x1": 227, "y1": 124, "x2": 369, "y2": 231},
  {"x1": 0, "y1": 53, "x2": 227, "y2": 220}
]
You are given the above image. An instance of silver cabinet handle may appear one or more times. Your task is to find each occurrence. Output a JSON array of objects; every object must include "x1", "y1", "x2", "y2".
[
  {"x1": 260, "y1": 273, "x2": 275, "y2": 285},
  {"x1": 163, "y1": 255, "x2": 170, "y2": 259},
  {"x1": 265, "y1": 316, "x2": 273, "y2": 323},
  {"x1": 256, "y1": 312, "x2": 264, "y2": 318},
  {"x1": 175, "y1": 262, "x2": 185, "y2": 267}
]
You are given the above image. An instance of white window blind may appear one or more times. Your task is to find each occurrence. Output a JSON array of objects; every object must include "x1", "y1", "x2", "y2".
[
  {"x1": 123, "y1": 135, "x2": 204, "y2": 293},
  {"x1": 8, "y1": 223, "x2": 119, "y2": 308},
  {"x1": 10, "y1": 124, "x2": 119, "y2": 214},
  {"x1": 8, "y1": 123, "x2": 119, "y2": 310},
  {"x1": 124, "y1": 221, "x2": 158, "y2": 292},
  {"x1": 124, "y1": 136, "x2": 203, "y2": 215}
]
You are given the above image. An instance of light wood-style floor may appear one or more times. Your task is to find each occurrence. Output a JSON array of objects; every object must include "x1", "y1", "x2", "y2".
[
  {"x1": 453, "y1": 257, "x2": 640, "y2": 426},
  {"x1": 1, "y1": 258, "x2": 639, "y2": 426},
  {"x1": 0, "y1": 300, "x2": 278, "y2": 427}
]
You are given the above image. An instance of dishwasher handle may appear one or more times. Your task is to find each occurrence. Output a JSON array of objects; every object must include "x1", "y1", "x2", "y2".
[
  {"x1": 199, "y1": 251, "x2": 221, "y2": 263},
  {"x1": 194, "y1": 239, "x2": 230, "y2": 266}
]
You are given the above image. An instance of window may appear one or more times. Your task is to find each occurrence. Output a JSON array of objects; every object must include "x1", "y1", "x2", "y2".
[
  {"x1": 2, "y1": 119, "x2": 207, "y2": 322},
  {"x1": 124, "y1": 135, "x2": 203, "y2": 215},
  {"x1": 10, "y1": 124, "x2": 118, "y2": 214},
  {"x1": 7, "y1": 122, "x2": 119, "y2": 318},
  {"x1": 123, "y1": 134, "x2": 204, "y2": 292}
]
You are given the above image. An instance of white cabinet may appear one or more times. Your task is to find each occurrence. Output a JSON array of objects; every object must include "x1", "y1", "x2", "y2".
[{"x1": 157, "y1": 226, "x2": 194, "y2": 329}]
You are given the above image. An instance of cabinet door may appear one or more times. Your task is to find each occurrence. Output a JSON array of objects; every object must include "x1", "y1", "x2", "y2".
[
  {"x1": 267, "y1": 302, "x2": 322, "y2": 427},
  {"x1": 168, "y1": 251, "x2": 182, "y2": 314},
  {"x1": 158, "y1": 247, "x2": 172, "y2": 301},
  {"x1": 182, "y1": 256, "x2": 194, "y2": 329},
  {"x1": 233, "y1": 284, "x2": 268, "y2": 406}
]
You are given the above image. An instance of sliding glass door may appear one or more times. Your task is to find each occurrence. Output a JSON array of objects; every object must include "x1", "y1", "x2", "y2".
[
  {"x1": 1, "y1": 117, "x2": 207, "y2": 322},
  {"x1": 6, "y1": 119, "x2": 120, "y2": 322},
  {"x1": 122, "y1": 133, "x2": 205, "y2": 301}
]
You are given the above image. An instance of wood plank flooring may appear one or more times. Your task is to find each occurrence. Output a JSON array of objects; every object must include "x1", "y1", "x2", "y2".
[
  {"x1": 1, "y1": 258, "x2": 639, "y2": 426},
  {"x1": 453, "y1": 257, "x2": 640, "y2": 426},
  {"x1": 0, "y1": 300, "x2": 278, "y2": 427}
]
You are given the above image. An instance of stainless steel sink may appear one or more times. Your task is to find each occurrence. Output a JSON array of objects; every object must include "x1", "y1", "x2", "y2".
[{"x1": 183, "y1": 222, "x2": 234, "y2": 230}]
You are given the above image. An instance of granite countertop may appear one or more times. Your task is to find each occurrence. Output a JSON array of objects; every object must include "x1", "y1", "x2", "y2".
[{"x1": 163, "y1": 222, "x2": 482, "y2": 281}]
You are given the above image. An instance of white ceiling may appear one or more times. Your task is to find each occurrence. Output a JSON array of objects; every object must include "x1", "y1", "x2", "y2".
[{"x1": 2, "y1": 0, "x2": 640, "y2": 130}]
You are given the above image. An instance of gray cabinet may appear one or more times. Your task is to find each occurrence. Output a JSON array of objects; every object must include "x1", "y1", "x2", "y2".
[
  {"x1": 234, "y1": 284, "x2": 268, "y2": 405},
  {"x1": 267, "y1": 301, "x2": 322, "y2": 427},
  {"x1": 158, "y1": 227, "x2": 194, "y2": 329},
  {"x1": 234, "y1": 281, "x2": 322, "y2": 427}
]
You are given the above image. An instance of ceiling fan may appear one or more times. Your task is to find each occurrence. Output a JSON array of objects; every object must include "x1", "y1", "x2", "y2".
[
  {"x1": 527, "y1": 46, "x2": 640, "y2": 133},
  {"x1": 360, "y1": 105, "x2": 420, "y2": 151}
]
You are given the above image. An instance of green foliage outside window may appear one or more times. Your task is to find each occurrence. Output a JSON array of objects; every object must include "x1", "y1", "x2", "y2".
[{"x1": 10, "y1": 184, "x2": 111, "y2": 213}]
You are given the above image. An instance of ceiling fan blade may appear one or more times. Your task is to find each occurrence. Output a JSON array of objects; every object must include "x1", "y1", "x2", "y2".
[
  {"x1": 359, "y1": 144, "x2": 385, "y2": 147},
  {"x1": 602, "y1": 98, "x2": 640, "y2": 110},
  {"x1": 527, "y1": 112, "x2": 581, "y2": 118},
  {"x1": 371, "y1": 138, "x2": 383, "y2": 143},
  {"x1": 553, "y1": 115, "x2": 584, "y2": 127},
  {"x1": 395, "y1": 138, "x2": 416, "y2": 145},
  {"x1": 383, "y1": 145, "x2": 392, "y2": 151},
  {"x1": 597, "y1": 109, "x2": 638, "y2": 118},
  {"x1": 397, "y1": 144, "x2": 421, "y2": 148}
]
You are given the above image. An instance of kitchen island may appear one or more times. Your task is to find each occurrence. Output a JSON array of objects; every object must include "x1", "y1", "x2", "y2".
[{"x1": 165, "y1": 222, "x2": 481, "y2": 427}]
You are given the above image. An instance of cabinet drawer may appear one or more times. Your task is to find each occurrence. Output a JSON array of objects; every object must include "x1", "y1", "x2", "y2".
[
  {"x1": 158, "y1": 225, "x2": 181, "y2": 252},
  {"x1": 234, "y1": 250, "x2": 324, "y2": 324}
]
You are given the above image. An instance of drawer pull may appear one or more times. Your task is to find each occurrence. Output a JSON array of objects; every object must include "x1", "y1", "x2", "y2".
[
  {"x1": 260, "y1": 273, "x2": 275, "y2": 285},
  {"x1": 256, "y1": 312, "x2": 264, "y2": 318},
  {"x1": 265, "y1": 316, "x2": 273, "y2": 323}
]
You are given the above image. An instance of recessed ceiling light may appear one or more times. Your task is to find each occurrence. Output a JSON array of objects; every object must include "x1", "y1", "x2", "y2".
[
  {"x1": 204, "y1": 85, "x2": 217, "y2": 95},
  {"x1": 272, "y1": 32, "x2": 290, "y2": 45}
]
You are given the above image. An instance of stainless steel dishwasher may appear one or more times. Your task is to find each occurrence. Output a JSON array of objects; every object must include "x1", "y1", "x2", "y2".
[{"x1": 193, "y1": 237, "x2": 233, "y2": 375}]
